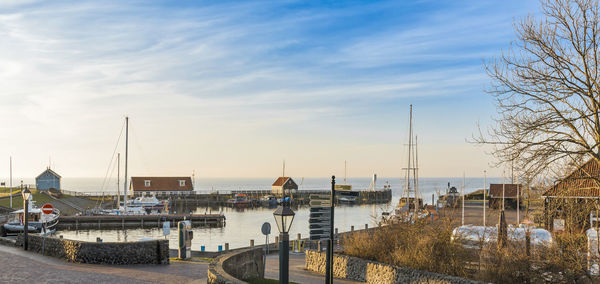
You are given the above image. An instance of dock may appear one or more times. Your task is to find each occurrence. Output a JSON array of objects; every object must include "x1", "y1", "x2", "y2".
[
  {"x1": 57, "y1": 214, "x2": 225, "y2": 230},
  {"x1": 60, "y1": 188, "x2": 393, "y2": 207}
]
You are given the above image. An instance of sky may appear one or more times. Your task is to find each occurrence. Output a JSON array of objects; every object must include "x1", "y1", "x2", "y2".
[{"x1": 0, "y1": 0, "x2": 540, "y2": 179}]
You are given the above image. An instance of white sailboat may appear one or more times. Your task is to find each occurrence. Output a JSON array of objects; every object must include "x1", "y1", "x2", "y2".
[{"x1": 395, "y1": 105, "x2": 426, "y2": 220}]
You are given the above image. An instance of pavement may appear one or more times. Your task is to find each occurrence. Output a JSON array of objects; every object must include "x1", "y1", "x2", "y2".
[
  {"x1": 0, "y1": 244, "x2": 363, "y2": 283},
  {"x1": 0, "y1": 245, "x2": 208, "y2": 283},
  {"x1": 265, "y1": 253, "x2": 361, "y2": 283}
]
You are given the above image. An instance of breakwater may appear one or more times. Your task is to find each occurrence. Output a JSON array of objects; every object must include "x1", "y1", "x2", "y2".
[{"x1": 57, "y1": 214, "x2": 225, "y2": 230}]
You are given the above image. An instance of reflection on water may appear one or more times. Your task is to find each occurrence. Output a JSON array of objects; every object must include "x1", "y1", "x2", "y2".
[{"x1": 59, "y1": 202, "x2": 394, "y2": 251}]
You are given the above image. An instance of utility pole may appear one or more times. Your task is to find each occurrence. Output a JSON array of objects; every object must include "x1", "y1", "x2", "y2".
[
  {"x1": 483, "y1": 170, "x2": 486, "y2": 227},
  {"x1": 326, "y1": 176, "x2": 336, "y2": 284}
]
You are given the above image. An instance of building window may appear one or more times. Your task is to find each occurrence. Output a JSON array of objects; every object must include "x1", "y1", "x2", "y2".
[
  {"x1": 179, "y1": 180, "x2": 185, "y2": 187},
  {"x1": 145, "y1": 180, "x2": 151, "y2": 187}
]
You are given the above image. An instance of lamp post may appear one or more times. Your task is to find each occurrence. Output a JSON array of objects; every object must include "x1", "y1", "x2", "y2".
[
  {"x1": 273, "y1": 200, "x2": 295, "y2": 284},
  {"x1": 22, "y1": 186, "x2": 31, "y2": 251}
]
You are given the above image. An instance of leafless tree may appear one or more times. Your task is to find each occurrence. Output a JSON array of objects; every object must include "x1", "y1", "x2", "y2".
[{"x1": 478, "y1": 0, "x2": 600, "y2": 182}]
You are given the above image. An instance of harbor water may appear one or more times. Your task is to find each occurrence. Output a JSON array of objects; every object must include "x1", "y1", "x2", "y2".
[{"x1": 15, "y1": 177, "x2": 503, "y2": 251}]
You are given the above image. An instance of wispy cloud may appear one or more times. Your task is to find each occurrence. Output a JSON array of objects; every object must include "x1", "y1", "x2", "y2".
[{"x1": 0, "y1": 0, "x2": 539, "y2": 177}]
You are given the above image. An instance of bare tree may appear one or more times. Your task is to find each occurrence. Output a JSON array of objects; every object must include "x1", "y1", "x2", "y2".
[{"x1": 479, "y1": 0, "x2": 600, "y2": 181}]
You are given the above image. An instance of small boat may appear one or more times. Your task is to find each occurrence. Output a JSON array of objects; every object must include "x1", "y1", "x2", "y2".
[
  {"x1": 122, "y1": 195, "x2": 167, "y2": 212},
  {"x1": 338, "y1": 195, "x2": 357, "y2": 203},
  {"x1": 260, "y1": 195, "x2": 278, "y2": 207},
  {"x1": 1, "y1": 199, "x2": 60, "y2": 236},
  {"x1": 226, "y1": 193, "x2": 251, "y2": 207}
]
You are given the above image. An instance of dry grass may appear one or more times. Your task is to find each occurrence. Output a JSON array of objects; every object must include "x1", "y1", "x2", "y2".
[{"x1": 342, "y1": 218, "x2": 591, "y2": 283}]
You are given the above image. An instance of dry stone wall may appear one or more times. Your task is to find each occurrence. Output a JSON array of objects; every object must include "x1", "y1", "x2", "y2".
[
  {"x1": 15, "y1": 234, "x2": 169, "y2": 265},
  {"x1": 306, "y1": 250, "x2": 485, "y2": 284}
]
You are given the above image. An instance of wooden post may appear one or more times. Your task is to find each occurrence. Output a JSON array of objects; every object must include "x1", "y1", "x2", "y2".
[
  {"x1": 225, "y1": 243, "x2": 229, "y2": 251},
  {"x1": 351, "y1": 225, "x2": 354, "y2": 232},
  {"x1": 250, "y1": 239, "x2": 254, "y2": 247},
  {"x1": 365, "y1": 224, "x2": 368, "y2": 230}
]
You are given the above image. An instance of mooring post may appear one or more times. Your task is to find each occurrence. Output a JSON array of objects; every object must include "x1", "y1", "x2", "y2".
[
  {"x1": 351, "y1": 225, "x2": 354, "y2": 232},
  {"x1": 225, "y1": 243, "x2": 229, "y2": 251},
  {"x1": 250, "y1": 239, "x2": 254, "y2": 247},
  {"x1": 365, "y1": 224, "x2": 368, "y2": 230},
  {"x1": 297, "y1": 233, "x2": 301, "y2": 241}
]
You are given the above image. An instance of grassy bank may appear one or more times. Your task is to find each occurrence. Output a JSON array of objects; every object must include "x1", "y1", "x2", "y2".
[
  {"x1": 342, "y1": 217, "x2": 590, "y2": 283},
  {"x1": 0, "y1": 189, "x2": 54, "y2": 209}
]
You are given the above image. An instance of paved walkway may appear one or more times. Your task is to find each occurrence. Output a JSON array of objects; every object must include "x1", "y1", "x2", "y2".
[
  {"x1": 265, "y1": 253, "x2": 362, "y2": 283},
  {"x1": 0, "y1": 245, "x2": 208, "y2": 283}
]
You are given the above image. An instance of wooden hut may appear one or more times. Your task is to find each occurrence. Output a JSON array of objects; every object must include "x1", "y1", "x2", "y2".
[
  {"x1": 35, "y1": 168, "x2": 61, "y2": 191},
  {"x1": 271, "y1": 177, "x2": 298, "y2": 196},
  {"x1": 542, "y1": 159, "x2": 600, "y2": 230}
]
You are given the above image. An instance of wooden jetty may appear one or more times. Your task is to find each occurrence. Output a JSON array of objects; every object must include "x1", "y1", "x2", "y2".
[{"x1": 57, "y1": 214, "x2": 225, "y2": 230}]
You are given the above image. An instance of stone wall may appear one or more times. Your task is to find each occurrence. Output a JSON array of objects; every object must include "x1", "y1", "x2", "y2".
[
  {"x1": 207, "y1": 247, "x2": 264, "y2": 284},
  {"x1": 15, "y1": 234, "x2": 169, "y2": 265},
  {"x1": 305, "y1": 250, "x2": 484, "y2": 284}
]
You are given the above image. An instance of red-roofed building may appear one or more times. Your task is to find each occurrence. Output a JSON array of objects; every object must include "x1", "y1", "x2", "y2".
[
  {"x1": 131, "y1": 177, "x2": 193, "y2": 196},
  {"x1": 271, "y1": 177, "x2": 298, "y2": 196}
]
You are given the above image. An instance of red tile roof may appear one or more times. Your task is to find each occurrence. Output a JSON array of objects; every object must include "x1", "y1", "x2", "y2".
[
  {"x1": 542, "y1": 159, "x2": 600, "y2": 197},
  {"x1": 131, "y1": 177, "x2": 193, "y2": 191},
  {"x1": 271, "y1": 177, "x2": 298, "y2": 188},
  {"x1": 489, "y1": 184, "x2": 522, "y2": 199}
]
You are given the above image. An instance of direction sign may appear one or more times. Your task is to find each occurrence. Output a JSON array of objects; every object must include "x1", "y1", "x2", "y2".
[
  {"x1": 310, "y1": 223, "x2": 331, "y2": 229},
  {"x1": 41, "y1": 203, "x2": 54, "y2": 214},
  {"x1": 310, "y1": 207, "x2": 330, "y2": 213},
  {"x1": 310, "y1": 235, "x2": 329, "y2": 241},
  {"x1": 310, "y1": 194, "x2": 331, "y2": 201},
  {"x1": 310, "y1": 200, "x2": 331, "y2": 207},
  {"x1": 310, "y1": 212, "x2": 331, "y2": 218}
]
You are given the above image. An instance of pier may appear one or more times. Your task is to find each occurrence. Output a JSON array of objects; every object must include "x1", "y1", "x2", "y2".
[
  {"x1": 59, "y1": 188, "x2": 392, "y2": 207},
  {"x1": 57, "y1": 214, "x2": 225, "y2": 230}
]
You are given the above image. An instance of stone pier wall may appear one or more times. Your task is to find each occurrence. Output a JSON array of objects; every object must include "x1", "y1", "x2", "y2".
[
  {"x1": 16, "y1": 234, "x2": 169, "y2": 265},
  {"x1": 305, "y1": 250, "x2": 483, "y2": 284},
  {"x1": 208, "y1": 247, "x2": 264, "y2": 284}
]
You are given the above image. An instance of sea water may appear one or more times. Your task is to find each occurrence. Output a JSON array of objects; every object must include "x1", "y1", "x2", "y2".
[{"x1": 26, "y1": 177, "x2": 503, "y2": 250}]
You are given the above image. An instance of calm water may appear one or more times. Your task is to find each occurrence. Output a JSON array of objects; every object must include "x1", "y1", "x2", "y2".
[{"x1": 39, "y1": 177, "x2": 503, "y2": 251}]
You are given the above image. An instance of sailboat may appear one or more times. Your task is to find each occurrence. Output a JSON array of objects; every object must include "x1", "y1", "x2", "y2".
[
  {"x1": 98, "y1": 117, "x2": 152, "y2": 216},
  {"x1": 336, "y1": 161, "x2": 359, "y2": 203},
  {"x1": 395, "y1": 105, "x2": 426, "y2": 220}
]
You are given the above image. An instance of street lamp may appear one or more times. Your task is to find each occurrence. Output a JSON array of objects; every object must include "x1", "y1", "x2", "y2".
[
  {"x1": 273, "y1": 201, "x2": 295, "y2": 284},
  {"x1": 22, "y1": 186, "x2": 31, "y2": 251}
]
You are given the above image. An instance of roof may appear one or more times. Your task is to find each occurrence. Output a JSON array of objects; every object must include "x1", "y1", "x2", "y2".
[
  {"x1": 272, "y1": 177, "x2": 290, "y2": 187},
  {"x1": 131, "y1": 177, "x2": 193, "y2": 191},
  {"x1": 489, "y1": 184, "x2": 522, "y2": 199},
  {"x1": 35, "y1": 168, "x2": 62, "y2": 180},
  {"x1": 542, "y1": 159, "x2": 600, "y2": 198},
  {"x1": 271, "y1": 177, "x2": 298, "y2": 188}
]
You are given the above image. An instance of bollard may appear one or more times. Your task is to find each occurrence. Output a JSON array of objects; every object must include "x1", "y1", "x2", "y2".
[
  {"x1": 218, "y1": 245, "x2": 223, "y2": 252},
  {"x1": 275, "y1": 236, "x2": 279, "y2": 244},
  {"x1": 59, "y1": 235, "x2": 63, "y2": 239},
  {"x1": 351, "y1": 225, "x2": 354, "y2": 232},
  {"x1": 225, "y1": 243, "x2": 229, "y2": 251},
  {"x1": 201, "y1": 246, "x2": 205, "y2": 252},
  {"x1": 96, "y1": 237, "x2": 102, "y2": 243},
  {"x1": 250, "y1": 239, "x2": 254, "y2": 247},
  {"x1": 317, "y1": 241, "x2": 321, "y2": 251},
  {"x1": 335, "y1": 228, "x2": 338, "y2": 235},
  {"x1": 297, "y1": 233, "x2": 301, "y2": 241},
  {"x1": 365, "y1": 224, "x2": 368, "y2": 230}
]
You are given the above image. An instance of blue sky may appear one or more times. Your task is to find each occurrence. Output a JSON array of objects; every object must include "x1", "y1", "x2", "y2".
[{"x1": 0, "y1": 0, "x2": 539, "y2": 178}]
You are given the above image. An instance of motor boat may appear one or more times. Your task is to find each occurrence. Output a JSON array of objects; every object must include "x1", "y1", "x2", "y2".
[
  {"x1": 1, "y1": 199, "x2": 60, "y2": 236},
  {"x1": 260, "y1": 195, "x2": 278, "y2": 207}
]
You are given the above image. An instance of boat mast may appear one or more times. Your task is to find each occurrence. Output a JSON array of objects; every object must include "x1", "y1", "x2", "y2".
[
  {"x1": 124, "y1": 117, "x2": 128, "y2": 210},
  {"x1": 405, "y1": 105, "x2": 413, "y2": 202},
  {"x1": 117, "y1": 153, "x2": 120, "y2": 208},
  {"x1": 9, "y1": 156, "x2": 12, "y2": 208},
  {"x1": 344, "y1": 160, "x2": 347, "y2": 184},
  {"x1": 414, "y1": 135, "x2": 419, "y2": 215}
]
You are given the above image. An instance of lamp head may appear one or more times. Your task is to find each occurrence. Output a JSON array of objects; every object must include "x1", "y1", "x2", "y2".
[
  {"x1": 273, "y1": 204, "x2": 295, "y2": 233},
  {"x1": 22, "y1": 187, "x2": 31, "y2": 200}
]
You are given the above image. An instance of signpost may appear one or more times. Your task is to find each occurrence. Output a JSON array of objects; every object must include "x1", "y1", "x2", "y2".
[
  {"x1": 309, "y1": 198, "x2": 332, "y2": 241},
  {"x1": 261, "y1": 222, "x2": 271, "y2": 277},
  {"x1": 41, "y1": 203, "x2": 53, "y2": 215}
]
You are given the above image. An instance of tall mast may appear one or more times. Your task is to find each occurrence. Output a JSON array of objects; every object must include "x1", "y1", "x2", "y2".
[
  {"x1": 117, "y1": 153, "x2": 120, "y2": 208},
  {"x1": 414, "y1": 135, "x2": 419, "y2": 214},
  {"x1": 483, "y1": 170, "x2": 487, "y2": 227},
  {"x1": 124, "y1": 117, "x2": 128, "y2": 210},
  {"x1": 405, "y1": 105, "x2": 413, "y2": 201},
  {"x1": 9, "y1": 156, "x2": 12, "y2": 208},
  {"x1": 344, "y1": 160, "x2": 347, "y2": 184}
]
